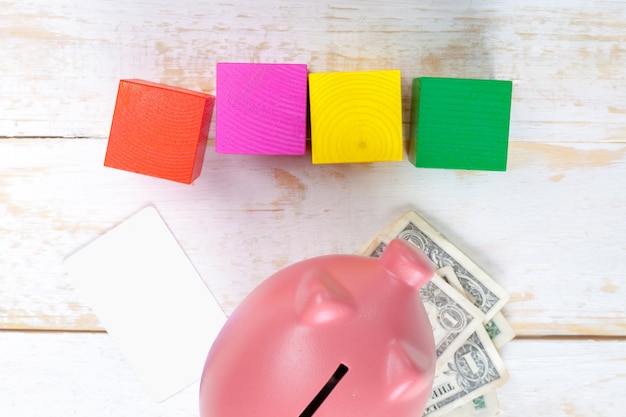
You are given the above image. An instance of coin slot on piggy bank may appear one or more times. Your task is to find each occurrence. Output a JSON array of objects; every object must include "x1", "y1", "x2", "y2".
[
  {"x1": 199, "y1": 239, "x2": 437, "y2": 417},
  {"x1": 300, "y1": 363, "x2": 349, "y2": 417}
]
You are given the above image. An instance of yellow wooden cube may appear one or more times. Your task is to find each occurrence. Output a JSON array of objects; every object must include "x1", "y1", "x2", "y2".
[{"x1": 308, "y1": 70, "x2": 403, "y2": 164}]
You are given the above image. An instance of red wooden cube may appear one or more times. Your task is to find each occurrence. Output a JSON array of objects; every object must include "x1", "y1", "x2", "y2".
[{"x1": 104, "y1": 79, "x2": 215, "y2": 184}]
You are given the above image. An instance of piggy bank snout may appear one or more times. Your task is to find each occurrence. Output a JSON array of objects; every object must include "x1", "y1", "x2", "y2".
[{"x1": 380, "y1": 239, "x2": 435, "y2": 289}]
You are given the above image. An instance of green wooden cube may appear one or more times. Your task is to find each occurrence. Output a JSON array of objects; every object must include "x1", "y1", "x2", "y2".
[{"x1": 408, "y1": 77, "x2": 513, "y2": 171}]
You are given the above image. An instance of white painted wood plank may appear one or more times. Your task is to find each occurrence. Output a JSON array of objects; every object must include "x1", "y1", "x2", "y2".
[
  {"x1": 497, "y1": 338, "x2": 626, "y2": 417},
  {"x1": 1, "y1": 1, "x2": 625, "y2": 140},
  {"x1": 1, "y1": 331, "x2": 624, "y2": 417},
  {"x1": 0, "y1": 139, "x2": 625, "y2": 335},
  {"x1": 0, "y1": 331, "x2": 200, "y2": 417}
]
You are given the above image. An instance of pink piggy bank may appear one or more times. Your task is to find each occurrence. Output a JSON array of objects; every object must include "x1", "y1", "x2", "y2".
[{"x1": 200, "y1": 239, "x2": 436, "y2": 417}]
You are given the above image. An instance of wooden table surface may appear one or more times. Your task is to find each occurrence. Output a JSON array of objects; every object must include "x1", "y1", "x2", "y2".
[{"x1": 2, "y1": 1, "x2": 625, "y2": 416}]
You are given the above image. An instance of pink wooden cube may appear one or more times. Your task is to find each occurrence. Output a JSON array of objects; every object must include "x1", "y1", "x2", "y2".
[{"x1": 215, "y1": 63, "x2": 308, "y2": 155}]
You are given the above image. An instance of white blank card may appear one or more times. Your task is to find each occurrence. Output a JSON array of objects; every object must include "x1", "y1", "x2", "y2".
[{"x1": 65, "y1": 206, "x2": 226, "y2": 402}]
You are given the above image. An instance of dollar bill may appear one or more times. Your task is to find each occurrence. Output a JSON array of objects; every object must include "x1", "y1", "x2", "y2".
[
  {"x1": 356, "y1": 239, "x2": 485, "y2": 372},
  {"x1": 361, "y1": 211, "x2": 510, "y2": 321},
  {"x1": 357, "y1": 210, "x2": 511, "y2": 417},
  {"x1": 484, "y1": 313, "x2": 515, "y2": 349},
  {"x1": 436, "y1": 266, "x2": 463, "y2": 289},
  {"x1": 437, "y1": 267, "x2": 505, "y2": 416},
  {"x1": 423, "y1": 274, "x2": 486, "y2": 372},
  {"x1": 444, "y1": 392, "x2": 500, "y2": 417},
  {"x1": 438, "y1": 266, "x2": 515, "y2": 349},
  {"x1": 423, "y1": 327, "x2": 509, "y2": 417}
]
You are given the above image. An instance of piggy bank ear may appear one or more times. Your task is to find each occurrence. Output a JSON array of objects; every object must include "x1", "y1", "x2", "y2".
[
  {"x1": 295, "y1": 268, "x2": 355, "y2": 326},
  {"x1": 380, "y1": 239, "x2": 434, "y2": 289},
  {"x1": 385, "y1": 339, "x2": 434, "y2": 402}
]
